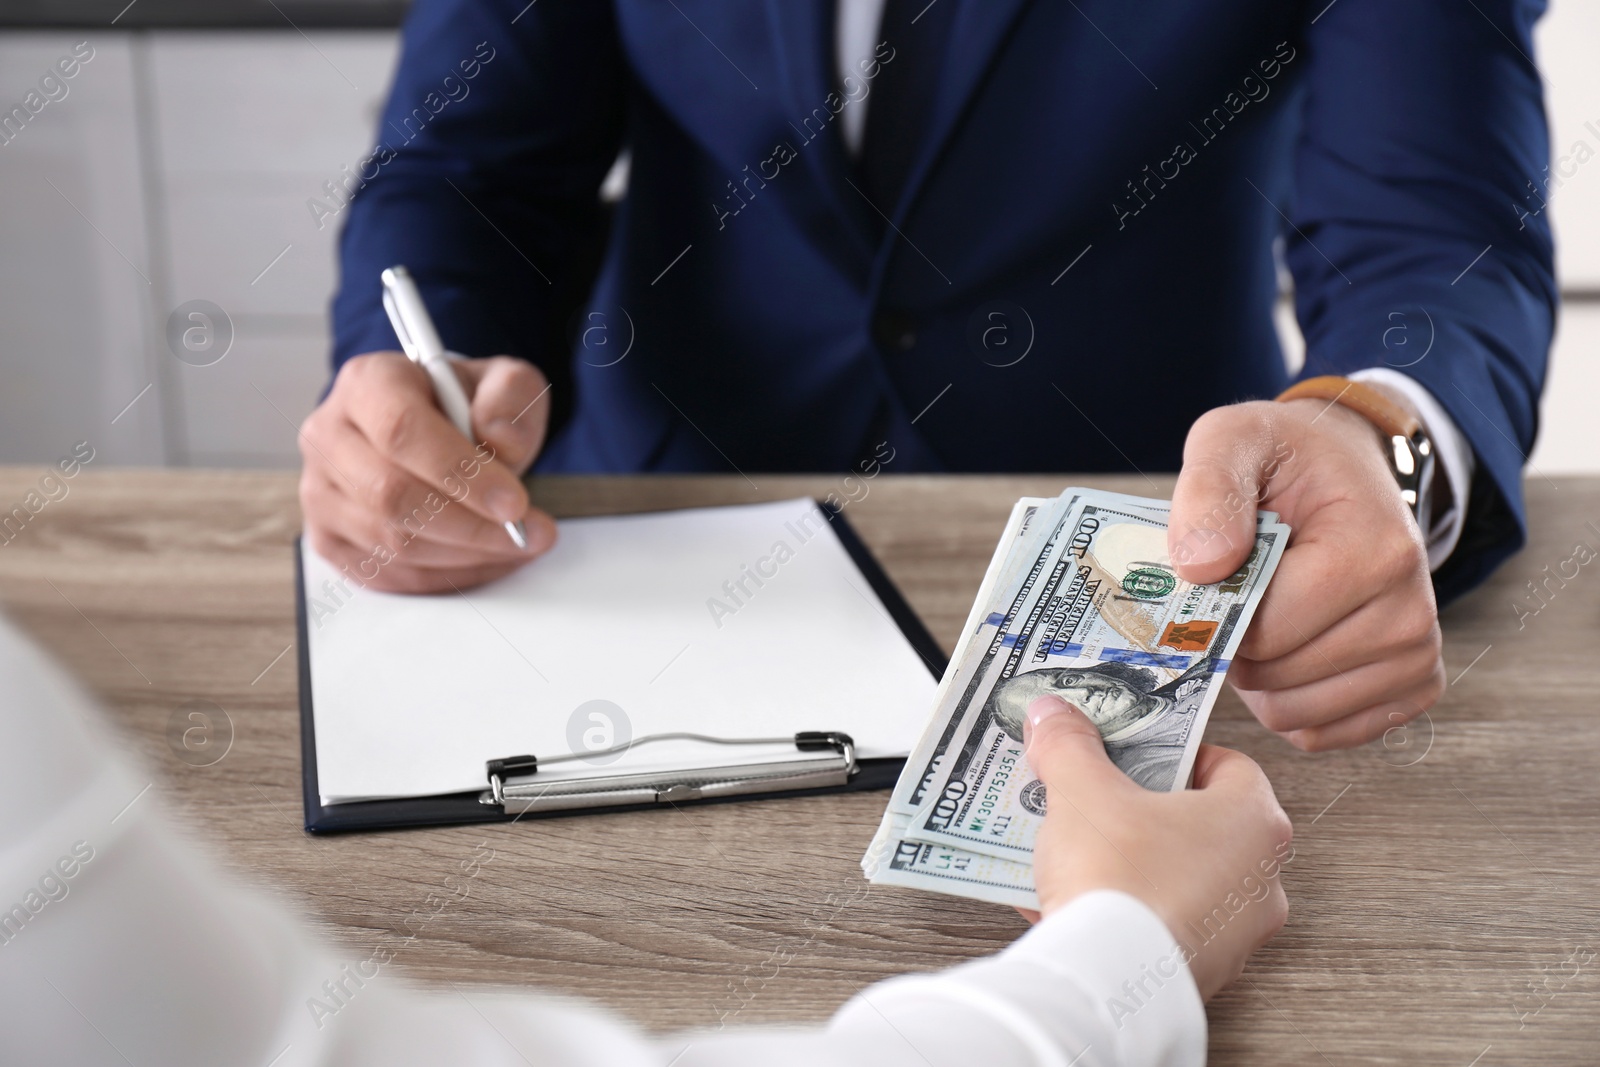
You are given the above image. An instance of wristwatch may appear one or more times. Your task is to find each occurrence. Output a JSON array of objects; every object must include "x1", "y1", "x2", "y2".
[{"x1": 1275, "y1": 375, "x2": 1436, "y2": 538}]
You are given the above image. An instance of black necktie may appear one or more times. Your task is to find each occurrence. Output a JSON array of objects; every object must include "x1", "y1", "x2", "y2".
[{"x1": 857, "y1": 0, "x2": 958, "y2": 220}]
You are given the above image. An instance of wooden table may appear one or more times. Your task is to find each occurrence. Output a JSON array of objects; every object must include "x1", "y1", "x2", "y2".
[{"x1": 1, "y1": 469, "x2": 1595, "y2": 1063}]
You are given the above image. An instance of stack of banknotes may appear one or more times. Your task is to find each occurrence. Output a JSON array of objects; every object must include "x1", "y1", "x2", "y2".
[{"x1": 861, "y1": 488, "x2": 1289, "y2": 910}]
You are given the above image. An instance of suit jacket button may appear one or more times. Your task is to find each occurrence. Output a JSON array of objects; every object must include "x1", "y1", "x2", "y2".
[{"x1": 873, "y1": 311, "x2": 917, "y2": 353}]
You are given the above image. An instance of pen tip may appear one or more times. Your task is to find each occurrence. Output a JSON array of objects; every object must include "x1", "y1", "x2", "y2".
[{"x1": 506, "y1": 520, "x2": 528, "y2": 550}]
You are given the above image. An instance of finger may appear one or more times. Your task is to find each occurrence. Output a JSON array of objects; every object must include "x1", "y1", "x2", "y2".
[
  {"x1": 1229, "y1": 591, "x2": 1437, "y2": 691},
  {"x1": 1281, "y1": 682, "x2": 1443, "y2": 752},
  {"x1": 302, "y1": 528, "x2": 527, "y2": 593},
  {"x1": 389, "y1": 505, "x2": 554, "y2": 565},
  {"x1": 1237, "y1": 503, "x2": 1430, "y2": 662},
  {"x1": 1188, "y1": 744, "x2": 1293, "y2": 847},
  {"x1": 311, "y1": 478, "x2": 550, "y2": 567},
  {"x1": 1023, "y1": 695, "x2": 1128, "y2": 795},
  {"x1": 456, "y1": 356, "x2": 552, "y2": 475},
  {"x1": 1014, "y1": 907, "x2": 1042, "y2": 925},
  {"x1": 1265, "y1": 883, "x2": 1290, "y2": 939},
  {"x1": 342, "y1": 355, "x2": 530, "y2": 525},
  {"x1": 298, "y1": 402, "x2": 370, "y2": 500},
  {"x1": 1169, "y1": 403, "x2": 1277, "y2": 584},
  {"x1": 1188, "y1": 743, "x2": 1273, "y2": 797},
  {"x1": 358, "y1": 558, "x2": 528, "y2": 594},
  {"x1": 1235, "y1": 640, "x2": 1442, "y2": 734}
]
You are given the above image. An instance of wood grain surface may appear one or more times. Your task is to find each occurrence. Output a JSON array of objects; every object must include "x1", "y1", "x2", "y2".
[{"x1": 1, "y1": 468, "x2": 1595, "y2": 1064}]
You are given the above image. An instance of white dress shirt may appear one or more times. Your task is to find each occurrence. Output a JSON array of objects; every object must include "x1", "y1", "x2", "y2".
[
  {"x1": 0, "y1": 613, "x2": 1206, "y2": 1065},
  {"x1": 834, "y1": 0, "x2": 1473, "y2": 568}
]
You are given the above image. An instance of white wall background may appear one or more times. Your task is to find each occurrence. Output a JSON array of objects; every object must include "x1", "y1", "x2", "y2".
[
  {"x1": 1527, "y1": 0, "x2": 1600, "y2": 474},
  {"x1": 0, "y1": 7, "x2": 1595, "y2": 470},
  {"x1": 0, "y1": 31, "x2": 395, "y2": 468}
]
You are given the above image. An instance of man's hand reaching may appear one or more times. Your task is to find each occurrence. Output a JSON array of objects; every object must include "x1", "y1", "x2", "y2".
[{"x1": 1168, "y1": 391, "x2": 1445, "y2": 750}]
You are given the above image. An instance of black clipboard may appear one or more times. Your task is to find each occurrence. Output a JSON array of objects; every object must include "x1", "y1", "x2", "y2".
[{"x1": 296, "y1": 501, "x2": 947, "y2": 833}]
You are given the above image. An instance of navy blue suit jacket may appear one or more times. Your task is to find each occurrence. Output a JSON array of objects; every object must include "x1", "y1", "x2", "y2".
[{"x1": 331, "y1": 0, "x2": 1555, "y2": 603}]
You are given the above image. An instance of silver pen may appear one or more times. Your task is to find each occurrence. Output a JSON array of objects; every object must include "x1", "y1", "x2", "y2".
[{"x1": 380, "y1": 265, "x2": 528, "y2": 549}]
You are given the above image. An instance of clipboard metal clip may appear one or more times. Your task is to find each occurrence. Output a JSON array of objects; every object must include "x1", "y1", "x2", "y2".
[{"x1": 480, "y1": 731, "x2": 857, "y2": 815}]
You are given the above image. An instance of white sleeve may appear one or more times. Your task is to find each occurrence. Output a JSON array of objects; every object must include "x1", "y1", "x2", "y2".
[
  {"x1": 0, "y1": 615, "x2": 1202, "y2": 1067},
  {"x1": 659, "y1": 890, "x2": 1205, "y2": 1067},
  {"x1": 1349, "y1": 368, "x2": 1476, "y2": 571}
]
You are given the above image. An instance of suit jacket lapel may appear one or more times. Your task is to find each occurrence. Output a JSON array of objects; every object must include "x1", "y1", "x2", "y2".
[
  {"x1": 888, "y1": 0, "x2": 1034, "y2": 232},
  {"x1": 763, "y1": 0, "x2": 1035, "y2": 254},
  {"x1": 764, "y1": 0, "x2": 880, "y2": 260}
]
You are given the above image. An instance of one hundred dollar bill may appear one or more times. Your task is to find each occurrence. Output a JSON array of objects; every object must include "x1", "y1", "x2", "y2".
[
  {"x1": 885, "y1": 497, "x2": 1059, "y2": 819},
  {"x1": 865, "y1": 488, "x2": 1286, "y2": 906},
  {"x1": 904, "y1": 500, "x2": 1288, "y2": 860},
  {"x1": 865, "y1": 811, "x2": 1040, "y2": 910},
  {"x1": 887, "y1": 489, "x2": 1277, "y2": 820},
  {"x1": 888, "y1": 490, "x2": 1172, "y2": 817}
]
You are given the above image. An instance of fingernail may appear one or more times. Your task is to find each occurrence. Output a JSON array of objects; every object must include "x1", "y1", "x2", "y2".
[
  {"x1": 1027, "y1": 694, "x2": 1070, "y2": 728},
  {"x1": 524, "y1": 514, "x2": 557, "y2": 553},
  {"x1": 486, "y1": 487, "x2": 523, "y2": 522},
  {"x1": 1172, "y1": 527, "x2": 1232, "y2": 567},
  {"x1": 1023, "y1": 695, "x2": 1069, "y2": 753}
]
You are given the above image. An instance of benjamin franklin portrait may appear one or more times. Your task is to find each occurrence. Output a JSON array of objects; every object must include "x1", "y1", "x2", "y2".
[{"x1": 984, "y1": 662, "x2": 1206, "y2": 791}]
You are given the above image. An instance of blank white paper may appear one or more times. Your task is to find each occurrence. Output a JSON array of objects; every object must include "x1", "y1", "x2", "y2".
[{"x1": 302, "y1": 498, "x2": 939, "y2": 804}]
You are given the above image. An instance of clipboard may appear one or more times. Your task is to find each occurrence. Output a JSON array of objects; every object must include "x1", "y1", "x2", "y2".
[{"x1": 296, "y1": 501, "x2": 946, "y2": 833}]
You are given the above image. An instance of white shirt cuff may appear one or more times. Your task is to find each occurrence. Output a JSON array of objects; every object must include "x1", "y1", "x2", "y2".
[
  {"x1": 1349, "y1": 368, "x2": 1475, "y2": 571},
  {"x1": 834, "y1": 890, "x2": 1206, "y2": 1067}
]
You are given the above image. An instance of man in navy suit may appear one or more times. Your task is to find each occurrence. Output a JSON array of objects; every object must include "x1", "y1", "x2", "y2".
[{"x1": 300, "y1": 0, "x2": 1554, "y2": 752}]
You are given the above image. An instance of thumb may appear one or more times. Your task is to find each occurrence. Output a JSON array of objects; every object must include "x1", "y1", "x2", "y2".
[
  {"x1": 1189, "y1": 742, "x2": 1273, "y2": 797},
  {"x1": 454, "y1": 356, "x2": 551, "y2": 475},
  {"x1": 1023, "y1": 695, "x2": 1126, "y2": 796},
  {"x1": 1169, "y1": 404, "x2": 1272, "y2": 585}
]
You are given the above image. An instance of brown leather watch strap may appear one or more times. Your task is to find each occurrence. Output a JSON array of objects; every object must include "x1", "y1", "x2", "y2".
[{"x1": 1275, "y1": 375, "x2": 1421, "y2": 440}]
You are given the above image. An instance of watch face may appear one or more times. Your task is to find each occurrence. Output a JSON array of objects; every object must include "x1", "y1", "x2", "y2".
[{"x1": 1395, "y1": 431, "x2": 1435, "y2": 538}]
